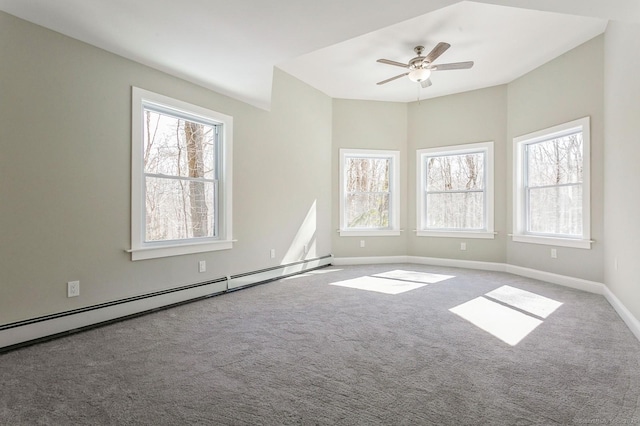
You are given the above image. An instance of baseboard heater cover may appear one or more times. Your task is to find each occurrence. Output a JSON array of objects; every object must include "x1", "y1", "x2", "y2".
[{"x1": 0, "y1": 255, "x2": 332, "y2": 352}]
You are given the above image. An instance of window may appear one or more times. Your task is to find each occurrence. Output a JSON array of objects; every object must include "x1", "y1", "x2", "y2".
[
  {"x1": 513, "y1": 117, "x2": 591, "y2": 249},
  {"x1": 339, "y1": 149, "x2": 400, "y2": 236},
  {"x1": 130, "y1": 87, "x2": 233, "y2": 260},
  {"x1": 417, "y1": 142, "x2": 494, "y2": 238}
]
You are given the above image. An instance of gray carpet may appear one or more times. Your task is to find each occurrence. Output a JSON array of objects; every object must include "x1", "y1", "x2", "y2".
[{"x1": 1, "y1": 264, "x2": 639, "y2": 425}]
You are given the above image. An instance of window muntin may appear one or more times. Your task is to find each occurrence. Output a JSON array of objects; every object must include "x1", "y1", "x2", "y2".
[
  {"x1": 417, "y1": 142, "x2": 494, "y2": 239},
  {"x1": 513, "y1": 117, "x2": 591, "y2": 249},
  {"x1": 131, "y1": 88, "x2": 233, "y2": 260},
  {"x1": 339, "y1": 149, "x2": 400, "y2": 236}
]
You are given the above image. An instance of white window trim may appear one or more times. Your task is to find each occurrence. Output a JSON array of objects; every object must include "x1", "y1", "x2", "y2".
[
  {"x1": 129, "y1": 87, "x2": 234, "y2": 261},
  {"x1": 416, "y1": 141, "x2": 495, "y2": 239},
  {"x1": 339, "y1": 149, "x2": 401, "y2": 237},
  {"x1": 512, "y1": 116, "x2": 591, "y2": 249}
]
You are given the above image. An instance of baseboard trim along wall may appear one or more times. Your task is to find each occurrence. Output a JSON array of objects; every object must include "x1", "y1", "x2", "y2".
[
  {"x1": 333, "y1": 255, "x2": 639, "y2": 342},
  {"x1": 0, "y1": 255, "x2": 333, "y2": 352},
  {"x1": 603, "y1": 286, "x2": 640, "y2": 342}
]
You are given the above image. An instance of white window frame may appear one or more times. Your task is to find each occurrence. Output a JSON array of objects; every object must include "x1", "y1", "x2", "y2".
[
  {"x1": 416, "y1": 142, "x2": 495, "y2": 239},
  {"x1": 339, "y1": 149, "x2": 401, "y2": 237},
  {"x1": 129, "y1": 87, "x2": 233, "y2": 261},
  {"x1": 512, "y1": 116, "x2": 591, "y2": 249}
]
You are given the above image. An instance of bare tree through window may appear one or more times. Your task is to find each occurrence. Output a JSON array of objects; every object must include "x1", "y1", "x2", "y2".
[
  {"x1": 345, "y1": 157, "x2": 391, "y2": 228},
  {"x1": 526, "y1": 132, "x2": 583, "y2": 236},
  {"x1": 143, "y1": 109, "x2": 217, "y2": 242},
  {"x1": 424, "y1": 152, "x2": 485, "y2": 230}
]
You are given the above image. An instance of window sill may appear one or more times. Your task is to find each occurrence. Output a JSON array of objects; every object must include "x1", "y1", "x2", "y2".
[
  {"x1": 127, "y1": 240, "x2": 234, "y2": 261},
  {"x1": 339, "y1": 229, "x2": 401, "y2": 237},
  {"x1": 416, "y1": 230, "x2": 496, "y2": 239},
  {"x1": 511, "y1": 234, "x2": 592, "y2": 249}
]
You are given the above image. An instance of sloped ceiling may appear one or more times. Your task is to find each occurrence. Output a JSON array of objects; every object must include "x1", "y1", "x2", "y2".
[{"x1": 0, "y1": 0, "x2": 636, "y2": 109}]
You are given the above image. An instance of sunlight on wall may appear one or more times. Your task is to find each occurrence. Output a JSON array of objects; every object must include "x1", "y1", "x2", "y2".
[
  {"x1": 282, "y1": 200, "x2": 317, "y2": 264},
  {"x1": 330, "y1": 270, "x2": 455, "y2": 295},
  {"x1": 450, "y1": 286, "x2": 563, "y2": 346}
]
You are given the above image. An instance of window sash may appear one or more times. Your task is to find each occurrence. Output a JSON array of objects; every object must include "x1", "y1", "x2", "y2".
[
  {"x1": 141, "y1": 106, "x2": 222, "y2": 244},
  {"x1": 343, "y1": 155, "x2": 393, "y2": 230},
  {"x1": 422, "y1": 150, "x2": 487, "y2": 231},
  {"x1": 512, "y1": 116, "x2": 590, "y2": 248},
  {"x1": 130, "y1": 87, "x2": 234, "y2": 260},
  {"x1": 339, "y1": 149, "x2": 400, "y2": 236},
  {"x1": 522, "y1": 133, "x2": 584, "y2": 238}
]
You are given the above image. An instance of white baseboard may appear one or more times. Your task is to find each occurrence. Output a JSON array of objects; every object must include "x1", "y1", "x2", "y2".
[
  {"x1": 332, "y1": 255, "x2": 640, "y2": 342},
  {"x1": 603, "y1": 286, "x2": 640, "y2": 341},
  {"x1": 332, "y1": 255, "x2": 603, "y2": 294},
  {"x1": 228, "y1": 256, "x2": 332, "y2": 290},
  {"x1": 0, "y1": 256, "x2": 332, "y2": 351},
  {"x1": 331, "y1": 255, "x2": 409, "y2": 266},
  {"x1": 503, "y1": 264, "x2": 604, "y2": 295},
  {"x1": 406, "y1": 256, "x2": 505, "y2": 272}
]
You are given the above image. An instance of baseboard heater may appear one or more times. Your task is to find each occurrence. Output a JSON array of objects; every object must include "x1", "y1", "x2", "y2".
[{"x1": 0, "y1": 255, "x2": 333, "y2": 353}]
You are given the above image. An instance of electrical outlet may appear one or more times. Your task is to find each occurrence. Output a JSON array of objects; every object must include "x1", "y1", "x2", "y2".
[
  {"x1": 460, "y1": 242, "x2": 467, "y2": 251},
  {"x1": 551, "y1": 249, "x2": 557, "y2": 259},
  {"x1": 198, "y1": 260, "x2": 206, "y2": 273},
  {"x1": 67, "y1": 281, "x2": 80, "y2": 298},
  {"x1": 270, "y1": 249, "x2": 276, "y2": 259},
  {"x1": 360, "y1": 240, "x2": 365, "y2": 248}
]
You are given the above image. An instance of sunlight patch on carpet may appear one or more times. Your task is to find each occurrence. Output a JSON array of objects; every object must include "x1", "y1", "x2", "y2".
[
  {"x1": 330, "y1": 276, "x2": 428, "y2": 295},
  {"x1": 450, "y1": 297, "x2": 543, "y2": 345},
  {"x1": 450, "y1": 286, "x2": 563, "y2": 346},
  {"x1": 372, "y1": 270, "x2": 454, "y2": 284},
  {"x1": 485, "y1": 285, "x2": 563, "y2": 319}
]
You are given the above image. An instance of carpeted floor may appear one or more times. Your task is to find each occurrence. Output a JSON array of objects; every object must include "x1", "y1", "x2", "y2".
[{"x1": 1, "y1": 264, "x2": 639, "y2": 425}]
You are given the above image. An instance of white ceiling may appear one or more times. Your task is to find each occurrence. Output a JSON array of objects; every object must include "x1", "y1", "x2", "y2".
[
  {"x1": 0, "y1": 0, "x2": 633, "y2": 109},
  {"x1": 278, "y1": 2, "x2": 606, "y2": 103}
]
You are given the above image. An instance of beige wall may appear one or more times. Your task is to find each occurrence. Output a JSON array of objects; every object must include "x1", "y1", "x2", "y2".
[
  {"x1": 407, "y1": 86, "x2": 508, "y2": 262},
  {"x1": 3, "y1": 10, "x2": 637, "y2": 331},
  {"x1": 603, "y1": 21, "x2": 640, "y2": 321},
  {"x1": 0, "y1": 13, "x2": 333, "y2": 325},
  {"x1": 331, "y1": 37, "x2": 604, "y2": 277},
  {"x1": 331, "y1": 99, "x2": 408, "y2": 257},
  {"x1": 506, "y1": 35, "x2": 605, "y2": 282}
]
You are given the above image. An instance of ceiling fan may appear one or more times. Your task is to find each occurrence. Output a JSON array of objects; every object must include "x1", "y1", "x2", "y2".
[{"x1": 377, "y1": 42, "x2": 474, "y2": 88}]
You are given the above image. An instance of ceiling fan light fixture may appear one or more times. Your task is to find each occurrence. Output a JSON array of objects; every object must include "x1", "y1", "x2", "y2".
[{"x1": 408, "y1": 68, "x2": 431, "y2": 83}]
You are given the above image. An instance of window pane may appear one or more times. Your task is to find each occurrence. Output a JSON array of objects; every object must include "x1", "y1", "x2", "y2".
[
  {"x1": 346, "y1": 157, "x2": 390, "y2": 193},
  {"x1": 346, "y1": 193, "x2": 389, "y2": 228},
  {"x1": 528, "y1": 184, "x2": 582, "y2": 236},
  {"x1": 426, "y1": 153, "x2": 484, "y2": 192},
  {"x1": 426, "y1": 192, "x2": 484, "y2": 230},
  {"x1": 527, "y1": 133, "x2": 583, "y2": 187},
  {"x1": 143, "y1": 110, "x2": 217, "y2": 180},
  {"x1": 145, "y1": 177, "x2": 215, "y2": 241}
]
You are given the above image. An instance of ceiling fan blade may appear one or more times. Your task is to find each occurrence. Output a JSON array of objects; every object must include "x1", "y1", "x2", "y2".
[
  {"x1": 377, "y1": 72, "x2": 409, "y2": 85},
  {"x1": 424, "y1": 42, "x2": 451, "y2": 63},
  {"x1": 431, "y1": 61, "x2": 474, "y2": 71},
  {"x1": 377, "y1": 59, "x2": 408, "y2": 68},
  {"x1": 420, "y1": 78, "x2": 432, "y2": 88}
]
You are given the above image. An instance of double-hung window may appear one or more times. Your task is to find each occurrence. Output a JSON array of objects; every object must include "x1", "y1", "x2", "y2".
[
  {"x1": 513, "y1": 117, "x2": 591, "y2": 248},
  {"x1": 130, "y1": 87, "x2": 233, "y2": 260},
  {"x1": 417, "y1": 142, "x2": 494, "y2": 238},
  {"x1": 339, "y1": 149, "x2": 400, "y2": 236}
]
